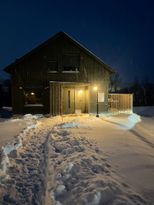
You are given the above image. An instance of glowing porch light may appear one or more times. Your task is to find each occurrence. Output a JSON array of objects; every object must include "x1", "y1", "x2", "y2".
[
  {"x1": 31, "y1": 92, "x2": 35, "y2": 95},
  {"x1": 93, "y1": 86, "x2": 98, "y2": 91},
  {"x1": 78, "y1": 90, "x2": 83, "y2": 95}
]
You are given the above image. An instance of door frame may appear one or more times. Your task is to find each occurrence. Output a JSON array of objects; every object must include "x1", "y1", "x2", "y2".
[{"x1": 50, "y1": 81, "x2": 90, "y2": 115}]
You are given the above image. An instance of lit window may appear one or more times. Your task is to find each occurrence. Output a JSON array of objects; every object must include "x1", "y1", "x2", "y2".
[{"x1": 24, "y1": 89, "x2": 43, "y2": 105}]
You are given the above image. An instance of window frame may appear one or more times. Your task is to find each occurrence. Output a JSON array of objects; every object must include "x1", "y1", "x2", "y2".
[
  {"x1": 62, "y1": 54, "x2": 80, "y2": 73},
  {"x1": 47, "y1": 60, "x2": 58, "y2": 73},
  {"x1": 24, "y1": 87, "x2": 43, "y2": 106}
]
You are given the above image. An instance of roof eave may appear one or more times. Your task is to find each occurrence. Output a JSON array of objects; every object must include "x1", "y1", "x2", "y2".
[{"x1": 3, "y1": 31, "x2": 115, "y2": 74}]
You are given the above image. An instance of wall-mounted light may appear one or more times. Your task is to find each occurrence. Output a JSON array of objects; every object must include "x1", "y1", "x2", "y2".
[
  {"x1": 31, "y1": 92, "x2": 35, "y2": 95},
  {"x1": 93, "y1": 86, "x2": 98, "y2": 91},
  {"x1": 78, "y1": 90, "x2": 83, "y2": 95},
  {"x1": 19, "y1": 86, "x2": 23, "y2": 90}
]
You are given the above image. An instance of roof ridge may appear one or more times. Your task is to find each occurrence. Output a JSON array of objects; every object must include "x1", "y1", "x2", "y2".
[{"x1": 4, "y1": 31, "x2": 114, "y2": 73}]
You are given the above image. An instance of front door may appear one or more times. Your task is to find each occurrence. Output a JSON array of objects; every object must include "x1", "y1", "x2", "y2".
[
  {"x1": 63, "y1": 88, "x2": 75, "y2": 114},
  {"x1": 75, "y1": 87, "x2": 86, "y2": 113}
]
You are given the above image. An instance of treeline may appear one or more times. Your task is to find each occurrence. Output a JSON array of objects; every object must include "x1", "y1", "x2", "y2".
[
  {"x1": 119, "y1": 80, "x2": 154, "y2": 106},
  {"x1": 110, "y1": 73, "x2": 154, "y2": 106}
]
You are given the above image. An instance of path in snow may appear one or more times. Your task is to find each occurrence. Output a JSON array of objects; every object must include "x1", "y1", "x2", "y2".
[
  {"x1": 0, "y1": 116, "x2": 63, "y2": 205},
  {"x1": 0, "y1": 115, "x2": 148, "y2": 205}
]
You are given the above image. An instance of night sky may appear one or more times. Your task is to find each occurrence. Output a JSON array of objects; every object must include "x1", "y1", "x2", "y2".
[{"x1": 0, "y1": 0, "x2": 154, "y2": 86}]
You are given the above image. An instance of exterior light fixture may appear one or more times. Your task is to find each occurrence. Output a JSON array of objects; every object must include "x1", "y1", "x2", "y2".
[
  {"x1": 31, "y1": 92, "x2": 35, "y2": 95},
  {"x1": 78, "y1": 90, "x2": 83, "y2": 95},
  {"x1": 93, "y1": 86, "x2": 99, "y2": 117},
  {"x1": 93, "y1": 86, "x2": 98, "y2": 91}
]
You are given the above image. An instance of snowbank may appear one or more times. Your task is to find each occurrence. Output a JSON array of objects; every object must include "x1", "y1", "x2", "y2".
[
  {"x1": 0, "y1": 149, "x2": 10, "y2": 179},
  {"x1": 60, "y1": 122, "x2": 80, "y2": 128},
  {"x1": 2, "y1": 107, "x2": 12, "y2": 111},
  {"x1": 0, "y1": 115, "x2": 40, "y2": 179},
  {"x1": 23, "y1": 113, "x2": 44, "y2": 120},
  {"x1": 101, "y1": 113, "x2": 141, "y2": 130},
  {"x1": 98, "y1": 109, "x2": 133, "y2": 117},
  {"x1": 127, "y1": 113, "x2": 141, "y2": 129}
]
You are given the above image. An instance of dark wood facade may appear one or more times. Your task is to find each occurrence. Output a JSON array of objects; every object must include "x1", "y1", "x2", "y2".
[{"x1": 4, "y1": 31, "x2": 114, "y2": 115}]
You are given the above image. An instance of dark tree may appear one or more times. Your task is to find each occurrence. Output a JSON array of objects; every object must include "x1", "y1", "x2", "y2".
[
  {"x1": 109, "y1": 72, "x2": 121, "y2": 92},
  {"x1": 0, "y1": 83, "x2": 3, "y2": 108},
  {"x1": 119, "y1": 77, "x2": 154, "y2": 106}
]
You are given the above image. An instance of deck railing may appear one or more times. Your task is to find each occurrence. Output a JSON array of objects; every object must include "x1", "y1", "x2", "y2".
[{"x1": 108, "y1": 93, "x2": 133, "y2": 114}]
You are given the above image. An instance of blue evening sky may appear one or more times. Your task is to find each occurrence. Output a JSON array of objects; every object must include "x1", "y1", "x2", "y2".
[{"x1": 0, "y1": 0, "x2": 154, "y2": 85}]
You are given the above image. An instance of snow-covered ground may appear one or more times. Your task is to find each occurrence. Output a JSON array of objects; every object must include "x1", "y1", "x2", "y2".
[
  {"x1": 133, "y1": 106, "x2": 154, "y2": 117},
  {"x1": 0, "y1": 110, "x2": 154, "y2": 205},
  {"x1": 0, "y1": 114, "x2": 43, "y2": 147}
]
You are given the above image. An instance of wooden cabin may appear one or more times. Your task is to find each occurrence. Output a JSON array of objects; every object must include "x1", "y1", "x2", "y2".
[{"x1": 4, "y1": 31, "x2": 114, "y2": 115}]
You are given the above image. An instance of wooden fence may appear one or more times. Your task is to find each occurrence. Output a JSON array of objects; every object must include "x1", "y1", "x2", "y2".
[{"x1": 108, "y1": 94, "x2": 133, "y2": 113}]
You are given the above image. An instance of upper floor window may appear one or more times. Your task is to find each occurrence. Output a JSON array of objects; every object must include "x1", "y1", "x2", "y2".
[
  {"x1": 24, "y1": 88, "x2": 43, "y2": 106},
  {"x1": 47, "y1": 60, "x2": 58, "y2": 73},
  {"x1": 62, "y1": 54, "x2": 80, "y2": 73}
]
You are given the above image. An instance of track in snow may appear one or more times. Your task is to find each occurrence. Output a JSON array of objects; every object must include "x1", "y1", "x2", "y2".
[
  {"x1": 0, "y1": 121, "x2": 53, "y2": 205},
  {"x1": 0, "y1": 117, "x2": 147, "y2": 205}
]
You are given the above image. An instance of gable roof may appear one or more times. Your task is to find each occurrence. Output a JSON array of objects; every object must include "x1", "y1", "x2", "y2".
[{"x1": 4, "y1": 31, "x2": 114, "y2": 73}]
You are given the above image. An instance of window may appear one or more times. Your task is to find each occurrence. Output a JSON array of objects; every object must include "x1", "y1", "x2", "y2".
[
  {"x1": 62, "y1": 54, "x2": 80, "y2": 72},
  {"x1": 47, "y1": 60, "x2": 58, "y2": 73},
  {"x1": 68, "y1": 90, "x2": 71, "y2": 109},
  {"x1": 24, "y1": 88, "x2": 43, "y2": 106}
]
